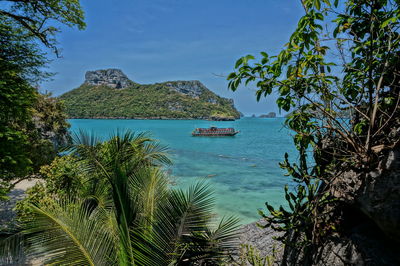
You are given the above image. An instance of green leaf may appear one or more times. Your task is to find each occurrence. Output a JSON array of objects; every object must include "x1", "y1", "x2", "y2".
[
  {"x1": 227, "y1": 72, "x2": 236, "y2": 80},
  {"x1": 381, "y1": 17, "x2": 396, "y2": 28},
  {"x1": 235, "y1": 58, "x2": 243, "y2": 68}
]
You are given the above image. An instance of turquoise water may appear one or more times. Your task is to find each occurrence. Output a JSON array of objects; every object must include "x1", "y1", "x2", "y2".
[{"x1": 69, "y1": 118, "x2": 297, "y2": 224}]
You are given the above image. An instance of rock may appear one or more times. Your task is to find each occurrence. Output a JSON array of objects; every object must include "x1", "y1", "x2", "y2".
[
  {"x1": 239, "y1": 220, "x2": 283, "y2": 256},
  {"x1": 231, "y1": 220, "x2": 284, "y2": 265},
  {"x1": 164, "y1": 80, "x2": 205, "y2": 98},
  {"x1": 167, "y1": 102, "x2": 183, "y2": 112},
  {"x1": 207, "y1": 98, "x2": 218, "y2": 104},
  {"x1": 251, "y1": 114, "x2": 256, "y2": 118},
  {"x1": 330, "y1": 146, "x2": 400, "y2": 241},
  {"x1": 281, "y1": 218, "x2": 400, "y2": 265},
  {"x1": 227, "y1": 98, "x2": 235, "y2": 109},
  {"x1": 85, "y1": 69, "x2": 131, "y2": 89},
  {"x1": 210, "y1": 115, "x2": 235, "y2": 121},
  {"x1": 314, "y1": 231, "x2": 399, "y2": 266},
  {"x1": 356, "y1": 147, "x2": 400, "y2": 240},
  {"x1": 282, "y1": 142, "x2": 400, "y2": 265},
  {"x1": 259, "y1": 112, "x2": 276, "y2": 118}
]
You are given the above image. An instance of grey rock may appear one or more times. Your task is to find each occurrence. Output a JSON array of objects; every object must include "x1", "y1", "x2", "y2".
[
  {"x1": 282, "y1": 141, "x2": 400, "y2": 265},
  {"x1": 210, "y1": 116, "x2": 235, "y2": 121},
  {"x1": 259, "y1": 112, "x2": 277, "y2": 118},
  {"x1": 85, "y1": 69, "x2": 131, "y2": 89},
  {"x1": 314, "y1": 232, "x2": 399, "y2": 266},
  {"x1": 167, "y1": 102, "x2": 183, "y2": 111},
  {"x1": 227, "y1": 98, "x2": 235, "y2": 109},
  {"x1": 281, "y1": 221, "x2": 400, "y2": 266},
  {"x1": 164, "y1": 80, "x2": 205, "y2": 98},
  {"x1": 330, "y1": 146, "x2": 400, "y2": 241},
  {"x1": 207, "y1": 98, "x2": 218, "y2": 104},
  {"x1": 357, "y1": 148, "x2": 400, "y2": 240},
  {"x1": 230, "y1": 220, "x2": 283, "y2": 265},
  {"x1": 239, "y1": 220, "x2": 283, "y2": 257}
]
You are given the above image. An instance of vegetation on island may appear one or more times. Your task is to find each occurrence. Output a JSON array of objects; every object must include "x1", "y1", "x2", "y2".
[
  {"x1": 229, "y1": 0, "x2": 400, "y2": 264},
  {"x1": 59, "y1": 81, "x2": 240, "y2": 120}
]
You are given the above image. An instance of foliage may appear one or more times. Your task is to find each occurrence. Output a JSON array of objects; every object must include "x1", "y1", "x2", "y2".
[
  {"x1": 228, "y1": 0, "x2": 400, "y2": 262},
  {"x1": 27, "y1": 93, "x2": 72, "y2": 171},
  {"x1": 232, "y1": 244, "x2": 277, "y2": 266},
  {"x1": 59, "y1": 82, "x2": 240, "y2": 119},
  {"x1": 0, "y1": 92, "x2": 71, "y2": 185},
  {"x1": 0, "y1": 62, "x2": 36, "y2": 181},
  {"x1": 0, "y1": 0, "x2": 85, "y2": 57},
  {"x1": 15, "y1": 155, "x2": 85, "y2": 219},
  {"x1": 5, "y1": 131, "x2": 240, "y2": 265},
  {"x1": 39, "y1": 155, "x2": 83, "y2": 196},
  {"x1": 0, "y1": 0, "x2": 84, "y2": 194}
]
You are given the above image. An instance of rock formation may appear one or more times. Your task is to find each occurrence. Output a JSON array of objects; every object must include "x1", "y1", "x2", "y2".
[
  {"x1": 210, "y1": 115, "x2": 235, "y2": 121},
  {"x1": 281, "y1": 128, "x2": 400, "y2": 265},
  {"x1": 85, "y1": 69, "x2": 131, "y2": 89},
  {"x1": 259, "y1": 112, "x2": 276, "y2": 118},
  {"x1": 164, "y1": 80, "x2": 205, "y2": 98}
]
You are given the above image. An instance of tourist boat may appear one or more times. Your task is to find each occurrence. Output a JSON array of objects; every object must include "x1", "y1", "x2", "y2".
[{"x1": 192, "y1": 126, "x2": 239, "y2": 136}]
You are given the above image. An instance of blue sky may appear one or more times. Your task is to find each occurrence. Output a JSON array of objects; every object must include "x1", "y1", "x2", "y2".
[{"x1": 42, "y1": 0, "x2": 304, "y2": 116}]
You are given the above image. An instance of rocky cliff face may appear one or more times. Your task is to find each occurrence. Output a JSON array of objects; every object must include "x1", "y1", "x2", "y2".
[
  {"x1": 164, "y1": 80, "x2": 236, "y2": 109},
  {"x1": 164, "y1": 80, "x2": 205, "y2": 98},
  {"x1": 259, "y1": 112, "x2": 276, "y2": 118},
  {"x1": 281, "y1": 129, "x2": 400, "y2": 265},
  {"x1": 85, "y1": 69, "x2": 131, "y2": 89}
]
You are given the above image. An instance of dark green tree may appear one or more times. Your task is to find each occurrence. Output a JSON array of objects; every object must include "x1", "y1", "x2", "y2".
[
  {"x1": 0, "y1": 0, "x2": 85, "y2": 197},
  {"x1": 229, "y1": 0, "x2": 399, "y2": 263}
]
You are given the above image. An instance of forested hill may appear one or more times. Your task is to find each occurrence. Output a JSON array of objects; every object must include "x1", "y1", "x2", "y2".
[{"x1": 59, "y1": 69, "x2": 241, "y2": 120}]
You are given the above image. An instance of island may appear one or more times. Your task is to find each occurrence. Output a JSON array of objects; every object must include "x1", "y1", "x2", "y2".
[
  {"x1": 259, "y1": 112, "x2": 276, "y2": 118},
  {"x1": 59, "y1": 69, "x2": 241, "y2": 120}
]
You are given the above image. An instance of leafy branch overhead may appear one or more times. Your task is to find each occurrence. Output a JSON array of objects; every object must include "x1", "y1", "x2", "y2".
[
  {"x1": 229, "y1": 0, "x2": 400, "y2": 262},
  {"x1": 0, "y1": 0, "x2": 85, "y2": 56},
  {"x1": 0, "y1": 0, "x2": 85, "y2": 193}
]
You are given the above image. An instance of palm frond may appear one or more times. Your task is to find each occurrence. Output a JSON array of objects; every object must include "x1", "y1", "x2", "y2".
[
  {"x1": 147, "y1": 181, "x2": 216, "y2": 263},
  {"x1": 195, "y1": 215, "x2": 241, "y2": 262},
  {"x1": 21, "y1": 198, "x2": 117, "y2": 266},
  {"x1": 141, "y1": 141, "x2": 172, "y2": 166},
  {"x1": 0, "y1": 233, "x2": 26, "y2": 265},
  {"x1": 128, "y1": 167, "x2": 169, "y2": 227},
  {"x1": 206, "y1": 216, "x2": 241, "y2": 251},
  {"x1": 72, "y1": 129, "x2": 102, "y2": 147}
]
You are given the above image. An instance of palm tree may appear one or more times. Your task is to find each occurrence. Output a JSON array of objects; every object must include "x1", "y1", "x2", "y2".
[{"x1": 1, "y1": 131, "x2": 240, "y2": 265}]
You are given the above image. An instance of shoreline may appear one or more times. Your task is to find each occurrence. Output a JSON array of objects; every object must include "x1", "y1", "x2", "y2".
[
  {"x1": 67, "y1": 117, "x2": 285, "y2": 121},
  {"x1": 68, "y1": 116, "x2": 238, "y2": 121}
]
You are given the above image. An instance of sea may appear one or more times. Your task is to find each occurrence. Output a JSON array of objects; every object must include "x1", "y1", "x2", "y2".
[{"x1": 69, "y1": 117, "x2": 298, "y2": 224}]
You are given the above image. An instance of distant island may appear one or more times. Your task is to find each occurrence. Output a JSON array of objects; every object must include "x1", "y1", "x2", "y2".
[
  {"x1": 249, "y1": 113, "x2": 276, "y2": 118},
  {"x1": 259, "y1": 112, "x2": 276, "y2": 118},
  {"x1": 59, "y1": 69, "x2": 240, "y2": 120}
]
